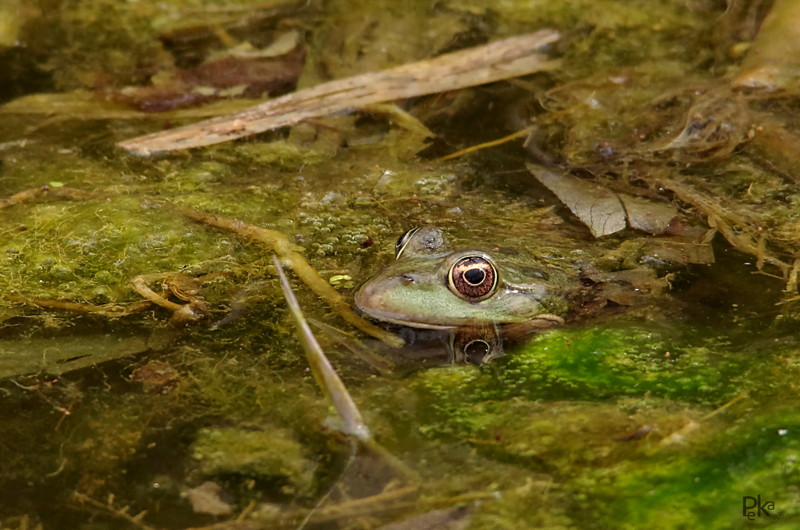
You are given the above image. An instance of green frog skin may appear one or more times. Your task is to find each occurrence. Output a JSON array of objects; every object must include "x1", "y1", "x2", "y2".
[{"x1": 355, "y1": 226, "x2": 570, "y2": 330}]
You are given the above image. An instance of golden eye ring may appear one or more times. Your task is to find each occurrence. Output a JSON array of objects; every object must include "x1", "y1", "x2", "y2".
[
  {"x1": 394, "y1": 227, "x2": 420, "y2": 259},
  {"x1": 447, "y1": 255, "x2": 498, "y2": 301}
]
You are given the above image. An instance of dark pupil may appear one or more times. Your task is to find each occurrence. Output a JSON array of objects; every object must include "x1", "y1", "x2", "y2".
[
  {"x1": 449, "y1": 256, "x2": 497, "y2": 301},
  {"x1": 463, "y1": 267, "x2": 485, "y2": 285},
  {"x1": 464, "y1": 340, "x2": 490, "y2": 364}
]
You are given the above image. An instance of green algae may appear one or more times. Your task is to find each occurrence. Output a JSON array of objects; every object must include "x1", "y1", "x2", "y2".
[
  {"x1": 414, "y1": 324, "x2": 744, "y2": 438},
  {"x1": 402, "y1": 326, "x2": 800, "y2": 528},
  {"x1": 493, "y1": 326, "x2": 741, "y2": 402},
  {"x1": 0, "y1": 194, "x2": 252, "y2": 303},
  {"x1": 593, "y1": 409, "x2": 800, "y2": 528},
  {"x1": 192, "y1": 426, "x2": 315, "y2": 494},
  {"x1": 448, "y1": 0, "x2": 714, "y2": 79}
]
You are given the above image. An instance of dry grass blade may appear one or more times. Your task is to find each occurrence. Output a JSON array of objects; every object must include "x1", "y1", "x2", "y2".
[
  {"x1": 284, "y1": 488, "x2": 490, "y2": 526},
  {"x1": 118, "y1": 30, "x2": 560, "y2": 154},
  {"x1": 187, "y1": 485, "x2": 499, "y2": 529},
  {"x1": 309, "y1": 317, "x2": 396, "y2": 375},
  {"x1": 273, "y1": 254, "x2": 371, "y2": 441},
  {"x1": 662, "y1": 179, "x2": 790, "y2": 277},
  {"x1": 274, "y1": 255, "x2": 418, "y2": 482},
  {"x1": 438, "y1": 127, "x2": 532, "y2": 161},
  {"x1": 7, "y1": 296, "x2": 153, "y2": 316},
  {"x1": 650, "y1": 391, "x2": 748, "y2": 454}
]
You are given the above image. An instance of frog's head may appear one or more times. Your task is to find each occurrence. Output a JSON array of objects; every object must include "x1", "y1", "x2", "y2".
[{"x1": 355, "y1": 226, "x2": 566, "y2": 330}]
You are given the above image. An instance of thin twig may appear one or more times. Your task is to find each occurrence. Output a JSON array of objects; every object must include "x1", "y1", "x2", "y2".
[
  {"x1": 70, "y1": 492, "x2": 157, "y2": 530},
  {"x1": 438, "y1": 127, "x2": 532, "y2": 161}
]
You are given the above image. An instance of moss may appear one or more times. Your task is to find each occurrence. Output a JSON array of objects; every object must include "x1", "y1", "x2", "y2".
[
  {"x1": 491, "y1": 326, "x2": 740, "y2": 402},
  {"x1": 0, "y1": 195, "x2": 250, "y2": 302},
  {"x1": 408, "y1": 340, "x2": 800, "y2": 528},
  {"x1": 304, "y1": 0, "x2": 473, "y2": 84},
  {"x1": 448, "y1": 0, "x2": 712, "y2": 79},
  {"x1": 191, "y1": 425, "x2": 315, "y2": 494},
  {"x1": 234, "y1": 140, "x2": 332, "y2": 171},
  {"x1": 587, "y1": 409, "x2": 800, "y2": 528},
  {"x1": 30, "y1": 0, "x2": 165, "y2": 89},
  {"x1": 414, "y1": 325, "x2": 743, "y2": 439}
]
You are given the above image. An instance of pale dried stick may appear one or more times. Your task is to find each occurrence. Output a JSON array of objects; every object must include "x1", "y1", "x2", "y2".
[
  {"x1": 274, "y1": 255, "x2": 417, "y2": 482},
  {"x1": 118, "y1": 30, "x2": 560, "y2": 154}
]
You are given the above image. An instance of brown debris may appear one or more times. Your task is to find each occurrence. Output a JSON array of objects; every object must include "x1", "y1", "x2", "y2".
[
  {"x1": 182, "y1": 481, "x2": 234, "y2": 516},
  {"x1": 654, "y1": 90, "x2": 754, "y2": 161},
  {"x1": 0, "y1": 186, "x2": 97, "y2": 210},
  {"x1": 130, "y1": 273, "x2": 210, "y2": 324},
  {"x1": 116, "y1": 44, "x2": 306, "y2": 112},
  {"x1": 130, "y1": 361, "x2": 180, "y2": 393},
  {"x1": 614, "y1": 424, "x2": 653, "y2": 442}
]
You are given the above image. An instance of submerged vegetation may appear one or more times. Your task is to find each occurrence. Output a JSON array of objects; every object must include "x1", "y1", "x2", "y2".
[{"x1": 1, "y1": 0, "x2": 800, "y2": 528}]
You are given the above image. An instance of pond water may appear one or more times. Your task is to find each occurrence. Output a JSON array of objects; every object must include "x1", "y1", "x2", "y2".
[{"x1": 1, "y1": 0, "x2": 799, "y2": 528}]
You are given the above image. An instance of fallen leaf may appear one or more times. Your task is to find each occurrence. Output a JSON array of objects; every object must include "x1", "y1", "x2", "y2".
[
  {"x1": 617, "y1": 193, "x2": 678, "y2": 234},
  {"x1": 528, "y1": 164, "x2": 680, "y2": 237},
  {"x1": 527, "y1": 163, "x2": 626, "y2": 237}
]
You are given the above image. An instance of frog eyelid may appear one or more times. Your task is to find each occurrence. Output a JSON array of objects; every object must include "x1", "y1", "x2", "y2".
[{"x1": 394, "y1": 227, "x2": 420, "y2": 259}]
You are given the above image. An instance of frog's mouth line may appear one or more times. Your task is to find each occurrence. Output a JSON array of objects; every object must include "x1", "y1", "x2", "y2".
[
  {"x1": 362, "y1": 311, "x2": 565, "y2": 332},
  {"x1": 356, "y1": 306, "x2": 459, "y2": 330},
  {"x1": 354, "y1": 294, "x2": 566, "y2": 331}
]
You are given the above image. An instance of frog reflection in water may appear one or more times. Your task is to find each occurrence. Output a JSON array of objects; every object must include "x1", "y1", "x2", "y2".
[{"x1": 355, "y1": 226, "x2": 577, "y2": 364}]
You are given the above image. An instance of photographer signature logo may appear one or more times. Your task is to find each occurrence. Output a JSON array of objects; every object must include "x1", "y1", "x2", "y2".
[{"x1": 742, "y1": 495, "x2": 783, "y2": 520}]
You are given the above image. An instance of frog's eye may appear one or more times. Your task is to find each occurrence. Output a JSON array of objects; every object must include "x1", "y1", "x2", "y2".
[
  {"x1": 394, "y1": 227, "x2": 420, "y2": 259},
  {"x1": 448, "y1": 256, "x2": 498, "y2": 301}
]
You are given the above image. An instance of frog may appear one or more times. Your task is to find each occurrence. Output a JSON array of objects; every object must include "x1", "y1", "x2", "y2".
[{"x1": 354, "y1": 226, "x2": 576, "y2": 331}]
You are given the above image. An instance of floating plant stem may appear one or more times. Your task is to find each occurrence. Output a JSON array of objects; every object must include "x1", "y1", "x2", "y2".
[
  {"x1": 180, "y1": 206, "x2": 403, "y2": 347},
  {"x1": 437, "y1": 126, "x2": 532, "y2": 161}
]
